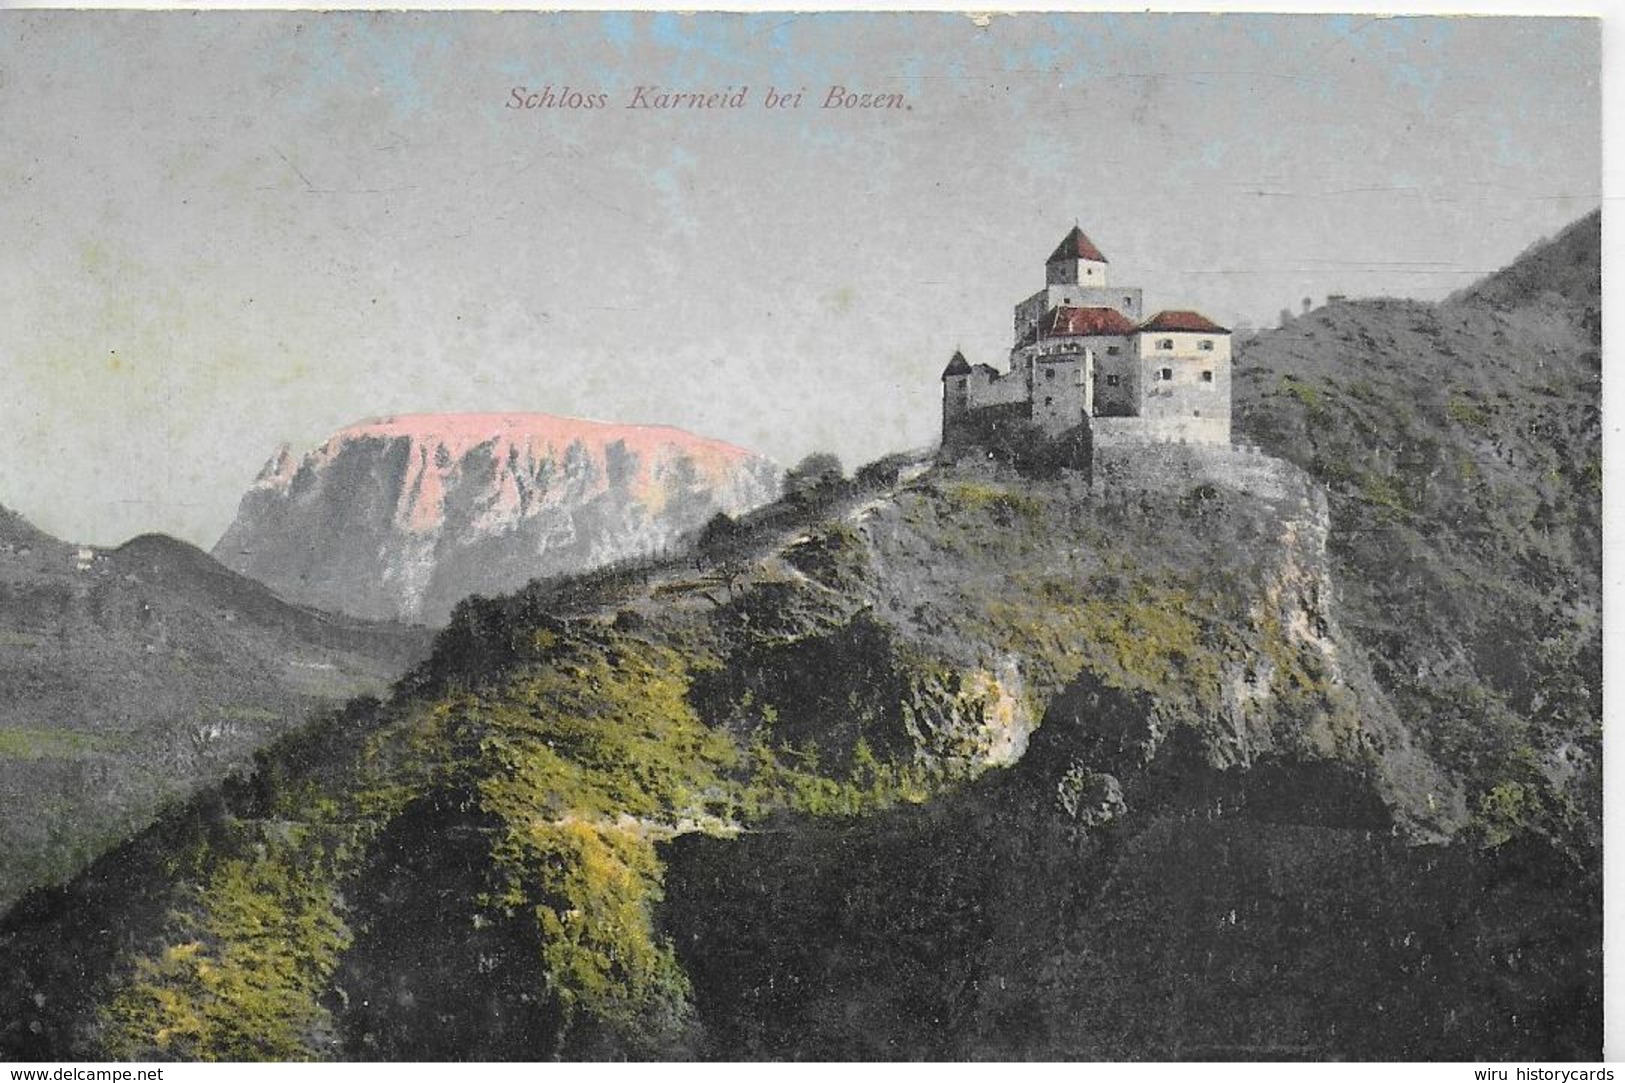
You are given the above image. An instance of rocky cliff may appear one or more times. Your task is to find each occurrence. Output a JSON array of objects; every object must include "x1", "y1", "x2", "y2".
[
  {"x1": 213, "y1": 414, "x2": 780, "y2": 625},
  {"x1": 0, "y1": 443, "x2": 1596, "y2": 1060}
]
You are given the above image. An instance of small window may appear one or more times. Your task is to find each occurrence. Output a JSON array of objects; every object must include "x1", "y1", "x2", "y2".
[
  {"x1": 1044, "y1": 396, "x2": 1053, "y2": 406},
  {"x1": 1085, "y1": 268, "x2": 1093, "y2": 276},
  {"x1": 1106, "y1": 375, "x2": 1120, "y2": 387},
  {"x1": 1124, "y1": 296, "x2": 1134, "y2": 308},
  {"x1": 1194, "y1": 409, "x2": 1202, "y2": 417},
  {"x1": 1202, "y1": 370, "x2": 1214, "y2": 383},
  {"x1": 1161, "y1": 367, "x2": 1173, "y2": 381},
  {"x1": 1107, "y1": 346, "x2": 1121, "y2": 356},
  {"x1": 1199, "y1": 339, "x2": 1214, "y2": 351},
  {"x1": 1045, "y1": 368, "x2": 1055, "y2": 380},
  {"x1": 1158, "y1": 338, "x2": 1174, "y2": 350}
]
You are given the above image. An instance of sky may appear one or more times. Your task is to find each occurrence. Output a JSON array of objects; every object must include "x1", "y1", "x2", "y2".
[{"x1": 0, "y1": 11, "x2": 1602, "y2": 547}]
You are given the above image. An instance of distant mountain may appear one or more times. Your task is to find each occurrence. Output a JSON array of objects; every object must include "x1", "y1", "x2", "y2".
[
  {"x1": 0, "y1": 508, "x2": 431, "y2": 909},
  {"x1": 213, "y1": 414, "x2": 781, "y2": 625},
  {"x1": 1448, "y1": 209, "x2": 1602, "y2": 315}
]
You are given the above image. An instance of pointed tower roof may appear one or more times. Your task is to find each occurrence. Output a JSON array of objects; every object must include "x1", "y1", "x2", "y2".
[
  {"x1": 941, "y1": 350, "x2": 972, "y2": 378},
  {"x1": 1047, "y1": 225, "x2": 1109, "y2": 265}
]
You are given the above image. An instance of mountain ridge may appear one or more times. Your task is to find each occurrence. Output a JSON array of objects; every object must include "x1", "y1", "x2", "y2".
[{"x1": 214, "y1": 412, "x2": 781, "y2": 625}]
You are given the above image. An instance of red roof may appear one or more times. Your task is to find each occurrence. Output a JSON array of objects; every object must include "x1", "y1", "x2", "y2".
[
  {"x1": 1040, "y1": 305, "x2": 1138, "y2": 338},
  {"x1": 1138, "y1": 310, "x2": 1231, "y2": 334},
  {"x1": 1047, "y1": 225, "x2": 1109, "y2": 265}
]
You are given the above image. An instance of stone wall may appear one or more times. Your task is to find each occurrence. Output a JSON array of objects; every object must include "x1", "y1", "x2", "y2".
[
  {"x1": 1013, "y1": 287, "x2": 1144, "y2": 343},
  {"x1": 1087, "y1": 336, "x2": 1140, "y2": 417},
  {"x1": 1031, "y1": 356, "x2": 1088, "y2": 435},
  {"x1": 1138, "y1": 360, "x2": 1232, "y2": 441},
  {"x1": 1046, "y1": 256, "x2": 1109, "y2": 286},
  {"x1": 942, "y1": 375, "x2": 970, "y2": 437},
  {"x1": 1014, "y1": 290, "x2": 1048, "y2": 343},
  {"x1": 1135, "y1": 331, "x2": 1232, "y2": 441},
  {"x1": 1093, "y1": 415, "x2": 1230, "y2": 446},
  {"x1": 1051, "y1": 285, "x2": 1142, "y2": 319},
  {"x1": 967, "y1": 365, "x2": 1028, "y2": 409},
  {"x1": 940, "y1": 401, "x2": 1034, "y2": 459},
  {"x1": 1090, "y1": 439, "x2": 1307, "y2": 503}
]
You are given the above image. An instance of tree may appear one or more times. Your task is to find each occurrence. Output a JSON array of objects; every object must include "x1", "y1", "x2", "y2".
[
  {"x1": 783, "y1": 452, "x2": 844, "y2": 498},
  {"x1": 698, "y1": 511, "x2": 741, "y2": 552}
]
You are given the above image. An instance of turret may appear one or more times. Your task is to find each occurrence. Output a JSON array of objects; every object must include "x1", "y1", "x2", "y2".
[{"x1": 941, "y1": 350, "x2": 972, "y2": 437}]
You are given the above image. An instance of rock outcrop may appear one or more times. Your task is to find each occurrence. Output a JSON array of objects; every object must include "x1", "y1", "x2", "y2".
[{"x1": 213, "y1": 414, "x2": 780, "y2": 624}]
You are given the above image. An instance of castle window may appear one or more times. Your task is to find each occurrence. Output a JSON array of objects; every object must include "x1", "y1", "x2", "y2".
[
  {"x1": 1202, "y1": 370, "x2": 1214, "y2": 382},
  {"x1": 1106, "y1": 375, "x2": 1120, "y2": 387},
  {"x1": 1107, "y1": 346, "x2": 1121, "y2": 356},
  {"x1": 1124, "y1": 296, "x2": 1133, "y2": 308},
  {"x1": 1157, "y1": 338, "x2": 1174, "y2": 350},
  {"x1": 1199, "y1": 339, "x2": 1214, "y2": 351},
  {"x1": 1160, "y1": 367, "x2": 1173, "y2": 381},
  {"x1": 1044, "y1": 396, "x2": 1053, "y2": 406},
  {"x1": 1045, "y1": 368, "x2": 1055, "y2": 379},
  {"x1": 1194, "y1": 410, "x2": 1202, "y2": 417}
]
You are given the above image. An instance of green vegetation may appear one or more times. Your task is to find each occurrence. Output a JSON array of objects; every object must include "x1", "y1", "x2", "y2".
[
  {"x1": 943, "y1": 481, "x2": 1044, "y2": 524},
  {"x1": 1234, "y1": 214, "x2": 1601, "y2": 860},
  {"x1": 103, "y1": 832, "x2": 351, "y2": 1060},
  {"x1": 0, "y1": 727, "x2": 124, "y2": 760},
  {"x1": 1446, "y1": 397, "x2": 1491, "y2": 429}
]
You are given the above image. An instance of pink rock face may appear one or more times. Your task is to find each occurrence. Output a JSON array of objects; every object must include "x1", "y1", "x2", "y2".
[{"x1": 218, "y1": 413, "x2": 780, "y2": 624}]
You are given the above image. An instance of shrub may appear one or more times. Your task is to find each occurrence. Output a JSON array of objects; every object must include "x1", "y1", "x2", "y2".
[{"x1": 783, "y1": 453, "x2": 845, "y2": 498}]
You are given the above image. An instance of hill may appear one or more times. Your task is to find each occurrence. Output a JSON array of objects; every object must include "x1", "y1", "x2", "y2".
[
  {"x1": 0, "y1": 511, "x2": 433, "y2": 909},
  {"x1": 0, "y1": 212, "x2": 1600, "y2": 1061},
  {"x1": 1233, "y1": 209, "x2": 1601, "y2": 857}
]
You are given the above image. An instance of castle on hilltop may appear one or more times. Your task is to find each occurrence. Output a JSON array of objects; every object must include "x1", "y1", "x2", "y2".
[{"x1": 941, "y1": 224, "x2": 1233, "y2": 452}]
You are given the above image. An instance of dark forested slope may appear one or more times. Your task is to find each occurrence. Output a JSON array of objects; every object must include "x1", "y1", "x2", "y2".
[{"x1": 0, "y1": 510, "x2": 431, "y2": 908}]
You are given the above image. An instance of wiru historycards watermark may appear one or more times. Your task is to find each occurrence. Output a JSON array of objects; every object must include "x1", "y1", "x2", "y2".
[{"x1": 506, "y1": 83, "x2": 910, "y2": 111}]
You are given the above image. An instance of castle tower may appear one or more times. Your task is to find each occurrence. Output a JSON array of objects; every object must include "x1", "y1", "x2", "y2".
[
  {"x1": 1046, "y1": 225, "x2": 1110, "y2": 287},
  {"x1": 1016, "y1": 226, "x2": 1142, "y2": 345},
  {"x1": 940, "y1": 349, "x2": 972, "y2": 438}
]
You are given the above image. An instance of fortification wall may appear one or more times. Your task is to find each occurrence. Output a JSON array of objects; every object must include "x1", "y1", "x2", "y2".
[
  {"x1": 968, "y1": 367, "x2": 1028, "y2": 409},
  {"x1": 1090, "y1": 439, "x2": 1309, "y2": 503},
  {"x1": 1093, "y1": 415, "x2": 1230, "y2": 447}
]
